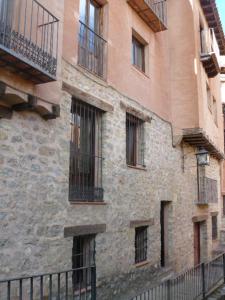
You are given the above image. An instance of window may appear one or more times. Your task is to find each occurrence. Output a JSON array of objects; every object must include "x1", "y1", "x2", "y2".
[
  {"x1": 126, "y1": 113, "x2": 145, "y2": 167},
  {"x1": 212, "y1": 216, "x2": 218, "y2": 240},
  {"x1": 78, "y1": 0, "x2": 106, "y2": 78},
  {"x1": 69, "y1": 99, "x2": 103, "y2": 202},
  {"x1": 135, "y1": 226, "x2": 148, "y2": 264},
  {"x1": 72, "y1": 235, "x2": 95, "y2": 291},
  {"x1": 206, "y1": 83, "x2": 212, "y2": 111},
  {"x1": 223, "y1": 196, "x2": 225, "y2": 216},
  {"x1": 200, "y1": 22, "x2": 205, "y2": 53},
  {"x1": 132, "y1": 36, "x2": 145, "y2": 72},
  {"x1": 213, "y1": 97, "x2": 217, "y2": 125}
]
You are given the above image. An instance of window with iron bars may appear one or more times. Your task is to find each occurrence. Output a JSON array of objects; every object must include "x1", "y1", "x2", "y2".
[
  {"x1": 126, "y1": 113, "x2": 145, "y2": 167},
  {"x1": 212, "y1": 216, "x2": 218, "y2": 240},
  {"x1": 69, "y1": 99, "x2": 103, "y2": 202},
  {"x1": 72, "y1": 235, "x2": 96, "y2": 294},
  {"x1": 135, "y1": 226, "x2": 148, "y2": 264}
]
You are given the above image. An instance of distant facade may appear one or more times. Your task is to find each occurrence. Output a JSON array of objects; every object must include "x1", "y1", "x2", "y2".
[{"x1": 0, "y1": 0, "x2": 225, "y2": 299}]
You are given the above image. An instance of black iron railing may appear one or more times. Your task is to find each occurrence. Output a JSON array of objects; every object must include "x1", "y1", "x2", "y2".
[
  {"x1": 78, "y1": 21, "x2": 107, "y2": 79},
  {"x1": 144, "y1": 0, "x2": 167, "y2": 27},
  {"x1": 198, "y1": 176, "x2": 218, "y2": 204},
  {"x1": 0, "y1": 266, "x2": 96, "y2": 300},
  {"x1": 131, "y1": 253, "x2": 225, "y2": 300},
  {"x1": 0, "y1": 0, "x2": 59, "y2": 81}
]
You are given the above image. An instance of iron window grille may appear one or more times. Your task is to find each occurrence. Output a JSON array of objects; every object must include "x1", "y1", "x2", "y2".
[
  {"x1": 126, "y1": 113, "x2": 145, "y2": 167},
  {"x1": 135, "y1": 226, "x2": 148, "y2": 264},
  {"x1": 78, "y1": 0, "x2": 106, "y2": 78},
  {"x1": 132, "y1": 36, "x2": 145, "y2": 72},
  {"x1": 72, "y1": 235, "x2": 96, "y2": 295},
  {"x1": 212, "y1": 216, "x2": 218, "y2": 240},
  {"x1": 69, "y1": 99, "x2": 104, "y2": 202}
]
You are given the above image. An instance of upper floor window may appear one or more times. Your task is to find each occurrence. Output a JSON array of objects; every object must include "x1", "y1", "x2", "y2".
[
  {"x1": 212, "y1": 216, "x2": 218, "y2": 240},
  {"x1": 126, "y1": 113, "x2": 145, "y2": 167},
  {"x1": 135, "y1": 226, "x2": 148, "y2": 264},
  {"x1": 69, "y1": 99, "x2": 104, "y2": 202},
  {"x1": 206, "y1": 83, "x2": 212, "y2": 111},
  {"x1": 78, "y1": 0, "x2": 106, "y2": 78},
  {"x1": 132, "y1": 36, "x2": 145, "y2": 73},
  {"x1": 213, "y1": 97, "x2": 217, "y2": 126}
]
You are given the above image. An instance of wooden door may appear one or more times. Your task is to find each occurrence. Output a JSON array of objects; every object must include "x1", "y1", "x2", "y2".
[{"x1": 194, "y1": 222, "x2": 201, "y2": 265}]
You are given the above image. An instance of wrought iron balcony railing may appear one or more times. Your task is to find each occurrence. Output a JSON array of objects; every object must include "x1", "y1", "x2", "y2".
[
  {"x1": 200, "y1": 28, "x2": 220, "y2": 78},
  {"x1": 78, "y1": 21, "x2": 107, "y2": 79},
  {"x1": 0, "y1": 0, "x2": 59, "y2": 84},
  {"x1": 127, "y1": 0, "x2": 167, "y2": 32},
  {"x1": 197, "y1": 176, "x2": 218, "y2": 205}
]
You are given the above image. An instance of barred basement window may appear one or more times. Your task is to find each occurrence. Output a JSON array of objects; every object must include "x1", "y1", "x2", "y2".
[
  {"x1": 212, "y1": 216, "x2": 218, "y2": 240},
  {"x1": 135, "y1": 226, "x2": 148, "y2": 264},
  {"x1": 69, "y1": 99, "x2": 103, "y2": 202},
  {"x1": 72, "y1": 235, "x2": 95, "y2": 291},
  {"x1": 126, "y1": 113, "x2": 145, "y2": 167}
]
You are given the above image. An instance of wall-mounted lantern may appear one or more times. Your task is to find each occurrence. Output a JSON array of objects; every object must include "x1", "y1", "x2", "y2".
[{"x1": 196, "y1": 148, "x2": 210, "y2": 166}]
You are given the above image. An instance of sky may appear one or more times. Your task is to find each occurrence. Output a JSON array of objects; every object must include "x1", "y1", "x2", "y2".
[{"x1": 216, "y1": 0, "x2": 225, "y2": 30}]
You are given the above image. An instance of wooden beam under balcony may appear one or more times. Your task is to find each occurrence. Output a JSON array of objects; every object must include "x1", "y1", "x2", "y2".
[
  {"x1": 183, "y1": 128, "x2": 224, "y2": 160},
  {"x1": 127, "y1": 0, "x2": 167, "y2": 32},
  {"x1": 200, "y1": 52, "x2": 220, "y2": 78},
  {"x1": 221, "y1": 67, "x2": 225, "y2": 75}
]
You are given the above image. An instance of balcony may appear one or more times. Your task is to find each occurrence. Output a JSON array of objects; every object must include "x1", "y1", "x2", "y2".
[
  {"x1": 200, "y1": 28, "x2": 220, "y2": 78},
  {"x1": 78, "y1": 21, "x2": 107, "y2": 79},
  {"x1": 127, "y1": 0, "x2": 167, "y2": 32},
  {"x1": 197, "y1": 176, "x2": 218, "y2": 205},
  {"x1": 0, "y1": 0, "x2": 59, "y2": 84}
]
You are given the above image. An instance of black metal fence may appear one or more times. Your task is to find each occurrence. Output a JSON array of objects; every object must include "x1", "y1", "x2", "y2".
[
  {"x1": 144, "y1": 0, "x2": 167, "y2": 27},
  {"x1": 78, "y1": 21, "x2": 107, "y2": 79},
  {"x1": 131, "y1": 253, "x2": 225, "y2": 300},
  {"x1": 0, "y1": 0, "x2": 59, "y2": 79},
  {"x1": 0, "y1": 266, "x2": 96, "y2": 300},
  {"x1": 198, "y1": 176, "x2": 218, "y2": 204}
]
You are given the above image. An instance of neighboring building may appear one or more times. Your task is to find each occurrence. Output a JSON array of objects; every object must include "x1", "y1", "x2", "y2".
[{"x1": 0, "y1": 0, "x2": 225, "y2": 299}]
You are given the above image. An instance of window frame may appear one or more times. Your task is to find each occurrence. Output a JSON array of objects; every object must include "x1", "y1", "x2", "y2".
[
  {"x1": 69, "y1": 98, "x2": 104, "y2": 202},
  {"x1": 135, "y1": 226, "x2": 148, "y2": 264},
  {"x1": 72, "y1": 235, "x2": 96, "y2": 291},
  {"x1": 212, "y1": 215, "x2": 218, "y2": 240},
  {"x1": 126, "y1": 113, "x2": 145, "y2": 168},
  {"x1": 132, "y1": 35, "x2": 145, "y2": 73}
]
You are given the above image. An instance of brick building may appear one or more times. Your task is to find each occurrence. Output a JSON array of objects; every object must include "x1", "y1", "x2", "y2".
[{"x1": 0, "y1": 0, "x2": 225, "y2": 299}]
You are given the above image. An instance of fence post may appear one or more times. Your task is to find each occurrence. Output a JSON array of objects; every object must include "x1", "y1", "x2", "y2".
[
  {"x1": 167, "y1": 280, "x2": 171, "y2": 300},
  {"x1": 201, "y1": 263, "x2": 206, "y2": 299},
  {"x1": 223, "y1": 253, "x2": 225, "y2": 284}
]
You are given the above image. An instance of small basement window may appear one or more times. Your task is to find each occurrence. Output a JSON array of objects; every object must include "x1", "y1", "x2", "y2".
[{"x1": 135, "y1": 226, "x2": 148, "y2": 264}]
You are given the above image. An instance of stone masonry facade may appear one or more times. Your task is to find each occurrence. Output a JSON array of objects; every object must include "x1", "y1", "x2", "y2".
[{"x1": 0, "y1": 59, "x2": 222, "y2": 299}]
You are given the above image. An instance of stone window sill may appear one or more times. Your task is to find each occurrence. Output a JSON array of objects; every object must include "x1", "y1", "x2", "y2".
[
  {"x1": 70, "y1": 201, "x2": 107, "y2": 206},
  {"x1": 127, "y1": 164, "x2": 147, "y2": 171},
  {"x1": 134, "y1": 261, "x2": 150, "y2": 268}
]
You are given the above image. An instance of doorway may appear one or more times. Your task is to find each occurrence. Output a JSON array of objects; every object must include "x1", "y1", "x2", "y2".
[
  {"x1": 160, "y1": 201, "x2": 171, "y2": 267},
  {"x1": 194, "y1": 222, "x2": 201, "y2": 265}
]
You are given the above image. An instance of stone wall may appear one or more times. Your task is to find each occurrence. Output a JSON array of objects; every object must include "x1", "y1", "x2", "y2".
[{"x1": 0, "y1": 60, "x2": 222, "y2": 299}]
